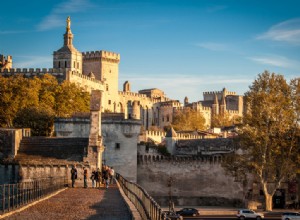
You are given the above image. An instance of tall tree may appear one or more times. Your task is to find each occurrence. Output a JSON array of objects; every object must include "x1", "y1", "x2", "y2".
[
  {"x1": 172, "y1": 107, "x2": 206, "y2": 131},
  {"x1": 223, "y1": 71, "x2": 299, "y2": 211}
]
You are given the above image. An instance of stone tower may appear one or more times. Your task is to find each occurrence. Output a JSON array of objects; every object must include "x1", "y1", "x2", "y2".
[
  {"x1": 53, "y1": 16, "x2": 83, "y2": 73},
  {"x1": 123, "y1": 81, "x2": 130, "y2": 92},
  {"x1": 165, "y1": 127, "x2": 177, "y2": 155},
  {"x1": 219, "y1": 91, "x2": 227, "y2": 114},
  {"x1": 212, "y1": 94, "x2": 219, "y2": 115},
  {"x1": 0, "y1": 54, "x2": 12, "y2": 70},
  {"x1": 184, "y1": 96, "x2": 189, "y2": 106}
]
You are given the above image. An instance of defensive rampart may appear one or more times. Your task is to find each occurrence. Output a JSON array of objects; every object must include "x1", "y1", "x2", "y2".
[{"x1": 137, "y1": 154, "x2": 245, "y2": 207}]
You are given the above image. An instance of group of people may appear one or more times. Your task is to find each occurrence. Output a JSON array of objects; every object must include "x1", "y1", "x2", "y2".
[{"x1": 70, "y1": 165, "x2": 115, "y2": 189}]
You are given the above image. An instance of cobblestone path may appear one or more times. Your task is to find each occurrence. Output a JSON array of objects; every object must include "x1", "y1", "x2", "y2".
[{"x1": 3, "y1": 184, "x2": 132, "y2": 220}]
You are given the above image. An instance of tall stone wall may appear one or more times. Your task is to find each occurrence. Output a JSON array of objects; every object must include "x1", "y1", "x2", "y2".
[
  {"x1": 102, "y1": 119, "x2": 141, "y2": 182},
  {"x1": 137, "y1": 156, "x2": 245, "y2": 207}
]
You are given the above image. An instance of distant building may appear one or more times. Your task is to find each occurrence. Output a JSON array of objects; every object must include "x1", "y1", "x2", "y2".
[{"x1": 0, "y1": 17, "x2": 243, "y2": 129}]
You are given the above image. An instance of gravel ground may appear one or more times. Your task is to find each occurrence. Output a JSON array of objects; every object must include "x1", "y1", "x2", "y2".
[{"x1": 3, "y1": 185, "x2": 132, "y2": 220}]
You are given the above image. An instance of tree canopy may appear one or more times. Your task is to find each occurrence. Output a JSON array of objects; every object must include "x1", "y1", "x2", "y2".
[
  {"x1": 171, "y1": 107, "x2": 206, "y2": 131},
  {"x1": 222, "y1": 71, "x2": 299, "y2": 211},
  {"x1": 0, "y1": 74, "x2": 90, "y2": 135}
]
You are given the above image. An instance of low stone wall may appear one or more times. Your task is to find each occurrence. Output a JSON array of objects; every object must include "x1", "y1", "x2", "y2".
[{"x1": 137, "y1": 155, "x2": 245, "y2": 207}]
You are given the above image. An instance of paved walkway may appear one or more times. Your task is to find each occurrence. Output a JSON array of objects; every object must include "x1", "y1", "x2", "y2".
[{"x1": 2, "y1": 184, "x2": 132, "y2": 220}]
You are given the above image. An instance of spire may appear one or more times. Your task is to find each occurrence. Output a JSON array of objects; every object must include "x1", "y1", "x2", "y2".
[
  {"x1": 213, "y1": 94, "x2": 219, "y2": 105},
  {"x1": 64, "y1": 16, "x2": 73, "y2": 46}
]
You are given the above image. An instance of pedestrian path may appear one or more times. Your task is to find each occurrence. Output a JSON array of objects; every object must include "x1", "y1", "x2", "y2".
[{"x1": 2, "y1": 184, "x2": 132, "y2": 220}]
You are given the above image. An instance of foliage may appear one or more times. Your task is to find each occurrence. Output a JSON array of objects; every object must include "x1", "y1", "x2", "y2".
[
  {"x1": 0, "y1": 74, "x2": 90, "y2": 135},
  {"x1": 211, "y1": 112, "x2": 233, "y2": 128},
  {"x1": 171, "y1": 107, "x2": 206, "y2": 131},
  {"x1": 222, "y1": 71, "x2": 299, "y2": 211}
]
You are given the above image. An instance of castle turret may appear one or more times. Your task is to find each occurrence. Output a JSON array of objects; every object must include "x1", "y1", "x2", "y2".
[
  {"x1": 131, "y1": 101, "x2": 140, "y2": 120},
  {"x1": 0, "y1": 54, "x2": 12, "y2": 70},
  {"x1": 212, "y1": 94, "x2": 219, "y2": 115},
  {"x1": 165, "y1": 127, "x2": 177, "y2": 155},
  {"x1": 123, "y1": 81, "x2": 131, "y2": 92},
  {"x1": 53, "y1": 16, "x2": 83, "y2": 73},
  {"x1": 184, "y1": 96, "x2": 189, "y2": 106},
  {"x1": 220, "y1": 91, "x2": 226, "y2": 114}
]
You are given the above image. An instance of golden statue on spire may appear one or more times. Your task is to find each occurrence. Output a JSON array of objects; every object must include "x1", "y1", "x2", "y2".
[{"x1": 66, "y1": 16, "x2": 71, "y2": 31}]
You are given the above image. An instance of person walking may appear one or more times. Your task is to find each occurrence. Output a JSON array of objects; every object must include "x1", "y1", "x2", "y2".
[
  {"x1": 95, "y1": 168, "x2": 101, "y2": 188},
  {"x1": 71, "y1": 166, "x2": 77, "y2": 188},
  {"x1": 103, "y1": 167, "x2": 109, "y2": 189},
  {"x1": 83, "y1": 167, "x2": 88, "y2": 188},
  {"x1": 109, "y1": 167, "x2": 115, "y2": 184},
  {"x1": 90, "y1": 169, "x2": 96, "y2": 188}
]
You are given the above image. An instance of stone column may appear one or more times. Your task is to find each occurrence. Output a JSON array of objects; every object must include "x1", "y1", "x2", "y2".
[{"x1": 88, "y1": 90, "x2": 105, "y2": 170}]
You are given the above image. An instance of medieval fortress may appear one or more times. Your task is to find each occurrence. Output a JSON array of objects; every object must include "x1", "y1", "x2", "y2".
[
  {"x1": 2, "y1": 17, "x2": 291, "y2": 209},
  {"x1": 0, "y1": 17, "x2": 243, "y2": 130}
]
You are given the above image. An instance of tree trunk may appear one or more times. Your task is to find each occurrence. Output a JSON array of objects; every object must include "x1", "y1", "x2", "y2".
[{"x1": 265, "y1": 192, "x2": 273, "y2": 211}]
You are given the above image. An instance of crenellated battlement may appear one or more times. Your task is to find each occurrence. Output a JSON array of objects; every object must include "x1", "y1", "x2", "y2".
[
  {"x1": 159, "y1": 100, "x2": 181, "y2": 108},
  {"x1": 176, "y1": 133, "x2": 203, "y2": 140},
  {"x1": 0, "y1": 68, "x2": 65, "y2": 74},
  {"x1": 227, "y1": 109, "x2": 240, "y2": 114},
  {"x1": 83, "y1": 50, "x2": 120, "y2": 61},
  {"x1": 118, "y1": 91, "x2": 148, "y2": 99},
  {"x1": 138, "y1": 154, "x2": 223, "y2": 164},
  {"x1": 203, "y1": 90, "x2": 236, "y2": 95},
  {"x1": 69, "y1": 71, "x2": 103, "y2": 84},
  {"x1": 145, "y1": 130, "x2": 166, "y2": 137}
]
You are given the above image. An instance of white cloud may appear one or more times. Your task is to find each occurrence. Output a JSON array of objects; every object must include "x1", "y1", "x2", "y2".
[
  {"x1": 0, "y1": 30, "x2": 27, "y2": 35},
  {"x1": 37, "y1": 0, "x2": 93, "y2": 31},
  {"x1": 257, "y1": 18, "x2": 300, "y2": 45},
  {"x1": 195, "y1": 42, "x2": 228, "y2": 51},
  {"x1": 248, "y1": 55, "x2": 299, "y2": 69}
]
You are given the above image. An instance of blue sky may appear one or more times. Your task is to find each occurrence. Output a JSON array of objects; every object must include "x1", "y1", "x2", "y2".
[{"x1": 1, "y1": 0, "x2": 300, "y2": 102}]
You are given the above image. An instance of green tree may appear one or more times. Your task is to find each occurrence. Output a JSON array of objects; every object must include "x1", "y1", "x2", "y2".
[
  {"x1": 0, "y1": 74, "x2": 90, "y2": 135},
  {"x1": 0, "y1": 75, "x2": 40, "y2": 127},
  {"x1": 172, "y1": 107, "x2": 206, "y2": 131},
  {"x1": 223, "y1": 71, "x2": 299, "y2": 211},
  {"x1": 54, "y1": 81, "x2": 90, "y2": 117}
]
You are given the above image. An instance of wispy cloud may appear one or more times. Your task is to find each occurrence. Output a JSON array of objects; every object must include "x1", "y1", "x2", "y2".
[
  {"x1": 14, "y1": 56, "x2": 52, "y2": 68},
  {"x1": 0, "y1": 30, "x2": 28, "y2": 35},
  {"x1": 37, "y1": 0, "x2": 93, "y2": 31},
  {"x1": 257, "y1": 18, "x2": 300, "y2": 45},
  {"x1": 248, "y1": 55, "x2": 300, "y2": 69}
]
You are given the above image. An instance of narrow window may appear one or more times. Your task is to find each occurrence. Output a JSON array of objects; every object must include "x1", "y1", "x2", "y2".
[
  {"x1": 108, "y1": 100, "x2": 111, "y2": 105},
  {"x1": 65, "y1": 61, "x2": 67, "y2": 68},
  {"x1": 115, "y1": 143, "x2": 120, "y2": 150},
  {"x1": 58, "y1": 61, "x2": 60, "y2": 68}
]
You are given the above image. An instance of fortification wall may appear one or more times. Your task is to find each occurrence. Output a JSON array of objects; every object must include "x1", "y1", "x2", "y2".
[
  {"x1": 66, "y1": 71, "x2": 104, "y2": 92},
  {"x1": 102, "y1": 119, "x2": 141, "y2": 182},
  {"x1": 137, "y1": 155, "x2": 245, "y2": 207}
]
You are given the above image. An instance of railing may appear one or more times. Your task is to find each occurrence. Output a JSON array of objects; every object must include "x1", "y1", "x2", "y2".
[
  {"x1": 0, "y1": 176, "x2": 67, "y2": 214},
  {"x1": 116, "y1": 173, "x2": 166, "y2": 220}
]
